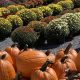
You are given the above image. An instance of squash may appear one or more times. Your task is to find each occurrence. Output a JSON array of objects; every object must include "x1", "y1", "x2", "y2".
[
  {"x1": 75, "y1": 52, "x2": 80, "y2": 72},
  {"x1": 31, "y1": 60, "x2": 58, "y2": 80},
  {"x1": 67, "y1": 48, "x2": 78, "y2": 61},
  {"x1": 0, "y1": 54, "x2": 16, "y2": 80},
  {"x1": 56, "y1": 43, "x2": 77, "y2": 61},
  {"x1": 16, "y1": 48, "x2": 47, "y2": 78},
  {"x1": 45, "y1": 49, "x2": 55, "y2": 63},
  {"x1": 5, "y1": 43, "x2": 20, "y2": 70},
  {"x1": 0, "y1": 50, "x2": 13, "y2": 65},
  {"x1": 52, "y1": 56, "x2": 77, "y2": 79}
]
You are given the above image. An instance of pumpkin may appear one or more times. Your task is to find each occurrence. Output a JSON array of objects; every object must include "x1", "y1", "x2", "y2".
[
  {"x1": 56, "y1": 43, "x2": 77, "y2": 61},
  {"x1": 45, "y1": 49, "x2": 55, "y2": 67},
  {"x1": 75, "y1": 52, "x2": 80, "y2": 72},
  {"x1": 16, "y1": 48, "x2": 47, "y2": 78},
  {"x1": 31, "y1": 60, "x2": 58, "y2": 80},
  {"x1": 5, "y1": 43, "x2": 20, "y2": 70},
  {"x1": 67, "y1": 48, "x2": 78, "y2": 61},
  {"x1": 0, "y1": 50, "x2": 13, "y2": 65},
  {"x1": 52, "y1": 56, "x2": 77, "y2": 79},
  {"x1": 45, "y1": 49, "x2": 55, "y2": 63},
  {"x1": 0, "y1": 54, "x2": 16, "y2": 80},
  {"x1": 56, "y1": 48, "x2": 64, "y2": 59}
]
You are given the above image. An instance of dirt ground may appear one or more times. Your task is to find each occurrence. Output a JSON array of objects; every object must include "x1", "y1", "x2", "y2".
[{"x1": 0, "y1": 35, "x2": 80, "y2": 53}]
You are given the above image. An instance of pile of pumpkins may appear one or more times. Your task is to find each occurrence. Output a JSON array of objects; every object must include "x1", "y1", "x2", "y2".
[{"x1": 0, "y1": 43, "x2": 80, "y2": 80}]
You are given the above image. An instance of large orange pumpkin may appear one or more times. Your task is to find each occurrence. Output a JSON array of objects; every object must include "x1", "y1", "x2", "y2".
[
  {"x1": 5, "y1": 43, "x2": 20, "y2": 70},
  {"x1": 31, "y1": 60, "x2": 58, "y2": 80},
  {"x1": 16, "y1": 49, "x2": 47, "y2": 78},
  {"x1": 0, "y1": 50, "x2": 13, "y2": 65},
  {"x1": 0, "y1": 54, "x2": 16, "y2": 80},
  {"x1": 52, "y1": 56, "x2": 77, "y2": 79}
]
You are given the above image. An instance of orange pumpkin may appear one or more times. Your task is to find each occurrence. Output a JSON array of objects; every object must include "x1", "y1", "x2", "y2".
[
  {"x1": 16, "y1": 48, "x2": 47, "y2": 78},
  {"x1": 0, "y1": 50, "x2": 13, "y2": 65},
  {"x1": 56, "y1": 48, "x2": 64, "y2": 59},
  {"x1": 0, "y1": 54, "x2": 16, "y2": 80},
  {"x1": 75, "y1": 52, "x2": 80, "y2": 72},
  {"x1": 45, "y1": 49, "x2": 55, "y2": 63},
  {"x1": 52, "y1": 56, "x2": 77, "y2": 79},
  {"x1": 67, "y1": 48, "x2": 78, "y2": 61},
  {"x1": 5, "y1": 43, "x2": 20, "y2": 70},
  {"x1": 31, "y1": 60, "x2": 58, "y2": 80},
  {"x1": 56, "y1": 43, "x2": 77, "y2": 61}
]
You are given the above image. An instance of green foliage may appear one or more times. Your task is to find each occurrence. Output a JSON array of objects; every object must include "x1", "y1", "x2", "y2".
[
  {"x1": 75, "y1": 12, "x2": 80, "y2": 18},
  {"x1": 27, "y1": 21, "x2": 47, "y2": 33},
  {"x1": 16, "y1": 9, "x2": 37, "y2": 25},
  {"x1": 57, "y1": 0, "x2": 74, "y2": 10},
  {"x1": 0, "y1": 7, "x2": 10, "y2": 17},
  {"x1": 48, "y1": 4, "x2": 63, "y2": 15},
  {"x1": 45, "y1": 18, "x2": 70, "y2": 43},
  {"x1": 7, "y1": 5, "x2": 25, "y2": 14},
  {"x1": 31, "y1": 8, "x2": 43, "y2": 20},
  {"x1": 7, "y1": 15, "x2": 23, "y2": 30},
  {"x1": 27, "y1": 21, "x2": 47, "y2": 46},
  {"x1": 38, "y1": 6, "x2": 53, "y2": 17},
  {"x1": 0, "y1": 12, "x2": 2, "y2": 17},
  {"x1": 16, "y1": 5, "x2": 25, "y2": 10},
  {"x1": 74, "y1": 0, "x2": 80, "y2": 8},
  {"x1": 11, "y1": 26, "x2": 39, "y2": 48},
  {"x1": 61, "y1": 13, "x2": 80, "y2": 35},
  {"x1": 7, "y1": 5, "x2": 18, "y2": 14},
  {"x1": 0, "y1": 18, "x2": 12, "y2": 38},
  {"x1": 61, "y1": 13, "x2": 74, "y2": 23}
]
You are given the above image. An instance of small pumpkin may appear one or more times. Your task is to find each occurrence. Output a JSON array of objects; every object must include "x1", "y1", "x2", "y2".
[
  {"x1": 56, "y1": 43, "x2": 77, "y2": 61},
  {"x1": 5, "y1": 43, "x2": 20, "y2": 70},
  {"x1": 0, "y1": 54, "x2": 16, "y2": 80},
  {"x1": 52, "y1": 56, "x2": 77, "y2": 79},
  {"x1": 31, "y1": 60, "x2": 58, "y2": 80},
  {"x1": 67, "y1": 48, "x2": 78, "y2": 61},
  {"x1": 75, "y1": 52, "x2": 80, "y2": 72},
  {"x1": 16, "y1": 48, "x2": 47, "y2": 78},
  {"x1": 5, "y1": 43, "x2": 20, "y2": 56},
  {"x1": 45, "y1": 49, "x2": 55, "y2": 63},
  {"x1": 0, "y1": 50, "x2": 13, "y2": 65},
  {"x1": 56, "y1": 48, "x2": 64, "y2": 59}
]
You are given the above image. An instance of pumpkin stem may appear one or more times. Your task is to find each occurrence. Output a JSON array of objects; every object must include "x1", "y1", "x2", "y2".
[
  {"x1": 61, "y1": 56, "x2": 68, "y2": 63},
  {"x1": 40, "y1": 60, "x2": 53, "y2": 71},
  {"x1": 23, "y1": 44, "x2": 28, "y2": 51},
  {"x1": 11, "y1": 43, "x2": 18, "y2": 47},
  {"x1": 45, "y1": 49, "x2": 51, "y2": 56},
  {"x1": 0, "y1": 54, "x2": 6, "y2": 59},
  {"x1": 64, "y1": 43, "x2": 72, "y2": 55}
]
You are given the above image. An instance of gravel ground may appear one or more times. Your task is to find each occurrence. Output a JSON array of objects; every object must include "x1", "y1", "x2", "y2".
[{"x1": 0, "y1": 35, "x2": 80, "y2": 53}]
